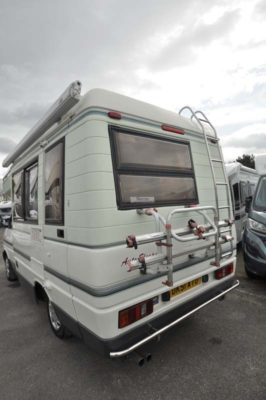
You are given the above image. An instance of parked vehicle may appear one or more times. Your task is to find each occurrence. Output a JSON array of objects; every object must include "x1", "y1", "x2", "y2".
[
  {"x1": 243, "y1": 155, "x2": 266, "y2": 278},
  {"x1": 226, "y1": 162, "x2": 259, "y2": 243},
  {"x1": 2, "y1": 81, "x2": 239, "y2": 359},
  {"x1": 0, "y1": 201, "x2": 12, "y2": 227}
]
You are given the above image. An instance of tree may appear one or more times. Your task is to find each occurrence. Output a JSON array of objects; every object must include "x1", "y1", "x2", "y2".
[{"x1": 236, "y1": 154, "x2": 255, "y2": 169}]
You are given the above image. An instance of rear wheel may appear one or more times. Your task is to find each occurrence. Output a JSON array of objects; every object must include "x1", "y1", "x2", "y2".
[
  {"x1": 47, "y1": 300, "x2": 72, "y2": 339},
  {"x1": 5, "y1": 258, "x2": 18, "y2": 282}
]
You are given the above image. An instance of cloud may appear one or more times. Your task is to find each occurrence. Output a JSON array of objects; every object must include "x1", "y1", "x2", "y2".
[
  {"x1": 149, "y1": 9, "x2": 240, "y2": 70},
  {"x1": 0, "y1": 0, "x2": 264, "y2": 176},
  {"x1": 254, "y1": 0, "x2": 266, "y2": 17},
  {"x1": 0, "y1": 138, "x2": 17, "y2": 155},
  {"x1": 225, "y1": 132, "x2": 266, "y2": 148},
  {"x1": 220, "y1": 120, "x2": 266, "y2": 162},
  {"x1": 0, "y1": 102, "x2": 49, "y2": 126}
]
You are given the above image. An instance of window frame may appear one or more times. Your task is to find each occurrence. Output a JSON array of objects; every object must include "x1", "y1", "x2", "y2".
[
  {"x1": 44, "y1": 139, "x2": 65, "y2": 226},
  {"x1": 232, "y1": 182, "x2": 240, "y2": 211},
  {"x1": 12, "y1": 159, "x2": 38, "y2": 224},
  {"x1": 109, "y1": 126, "x2": 198, "y2": 210}
]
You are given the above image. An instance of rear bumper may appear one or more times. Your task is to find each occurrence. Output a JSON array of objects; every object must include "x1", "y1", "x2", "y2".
[
  {"x1": 60, "y1": 278, "x2": 239, "y2": 357},
  {"x1": 109, "y1": 278, "x2": 239, "y2": 358}
]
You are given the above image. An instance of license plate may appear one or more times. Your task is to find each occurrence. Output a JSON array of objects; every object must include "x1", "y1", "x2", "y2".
[{"x1": 170, "y1": 277, "x2": 202, "y2": 298}]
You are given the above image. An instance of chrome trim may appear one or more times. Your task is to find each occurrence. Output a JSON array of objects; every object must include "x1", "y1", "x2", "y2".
[{"x1": 109, "y1": 280, "x2": 240, "y2": 358}]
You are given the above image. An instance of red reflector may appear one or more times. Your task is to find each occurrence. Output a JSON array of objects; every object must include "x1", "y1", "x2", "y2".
[
  {"x1": 108, "y1": 111, "x2": 122, "y2": 120},
  {"x1": 215, "y1": 263, "x2": 234, "y2": 280},
  {"x1": 161, "y1": 124, "x2": 184, "y2": 135},
  {"x1": 119, "y1": 299, "x2": 154, "y2": 329}
]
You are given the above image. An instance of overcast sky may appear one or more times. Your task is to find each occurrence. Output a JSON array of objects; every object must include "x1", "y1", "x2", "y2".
[{"x1": 1, "y1": 0, "x2": 266, "y2": 177}]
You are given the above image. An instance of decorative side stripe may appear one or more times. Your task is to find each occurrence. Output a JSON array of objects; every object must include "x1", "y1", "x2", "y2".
[
  {"x1": 43, "y1": 252, "x2": 232, "y2": 298},
  {"x1": 13, "y1": 247, "x2": 31, "y2": 261},
  {"x1": 43, "y1": 237, "x2": 125, "y2": 249},
  {"x1": 3, "y1": 239, "x2": 13, "y2": 247}
]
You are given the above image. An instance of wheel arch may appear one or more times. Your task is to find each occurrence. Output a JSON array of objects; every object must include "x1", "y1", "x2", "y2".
[
  {"x1": 34, "y1": 280, "x2": 48, "y2": 302},
  {"x1": 2, "y1": 250, "x2": 7, "y2": 261}
]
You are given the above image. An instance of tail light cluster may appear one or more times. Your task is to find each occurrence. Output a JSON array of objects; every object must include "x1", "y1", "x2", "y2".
[
  {"x1": 119, "y1": 298, "x2": 154, "y2": 329},
  {"x1": 215, "y1": 263, "x2": 234, "y2": 280}
]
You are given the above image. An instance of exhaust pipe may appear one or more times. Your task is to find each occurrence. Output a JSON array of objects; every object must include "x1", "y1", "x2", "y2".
[{"x1": 134, "y1": 350, "x2": 152, "y2": 366}]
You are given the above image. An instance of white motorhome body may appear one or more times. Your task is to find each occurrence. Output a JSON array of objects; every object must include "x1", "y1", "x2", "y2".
[
  {"x1": 2, "y1": 82, "x2": 239, "y2": 358},
  {"x1": 226, "y1": 162, "x2": 259, "y2": 243}
]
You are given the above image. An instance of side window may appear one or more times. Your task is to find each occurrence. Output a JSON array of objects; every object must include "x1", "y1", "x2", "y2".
[
  {"x1": 250, "y1": 183, "x2": 256, "y2": 196},
  {"x1": 45, "y1": 140, "x2": 64, "y2": 224},
  {"x1": 109, "y1": 127, "x2": 198, "y2": 209},
  {"x1": 12, "y1": 171, "x2": 23, "y2": 220},
  {"x1": 25, "y1": 163, "x2": 38, "y2": 220},
  {"x1": 12, "y1": 161, "x2": 38, "y2": 223},
  {"x1": 240, "y1": 181, "x2": 249, "y2": 206}
]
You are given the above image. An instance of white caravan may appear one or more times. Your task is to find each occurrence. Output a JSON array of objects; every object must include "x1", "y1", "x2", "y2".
[
  {"x1": 254, "y1": 153, "x2": 266, "y2": 175},
  {"x1": 2, "y1": 81, "x2": 239, "y2": 360},
  {"x1": 226, "y1": 162, "x2": 259, "y2": 243}
]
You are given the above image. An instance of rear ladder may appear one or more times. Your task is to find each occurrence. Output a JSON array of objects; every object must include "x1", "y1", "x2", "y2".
[{"x1": 179, "y1": 107, "x2": 234, "y2": 265}]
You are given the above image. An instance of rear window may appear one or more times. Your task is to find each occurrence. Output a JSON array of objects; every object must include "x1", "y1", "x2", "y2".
[{"x1": 109, "y1": 127, "x2": 198, "y2": 209}]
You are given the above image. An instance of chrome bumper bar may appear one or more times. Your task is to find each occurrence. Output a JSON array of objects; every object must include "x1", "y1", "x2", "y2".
[{"x1": 110, "y1": 280, "x2": 240, "y2": 358}]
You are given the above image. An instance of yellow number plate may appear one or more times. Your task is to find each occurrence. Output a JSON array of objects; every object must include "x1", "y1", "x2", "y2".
[{"x1": 170, "y1": 277, "x2": 202, "y2": 298}]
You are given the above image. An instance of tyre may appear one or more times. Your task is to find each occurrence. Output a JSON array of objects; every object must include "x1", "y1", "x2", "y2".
[
  {"x1": 5, "y1": 257, "x2": 18, "y2": 282},
  {"x1": 244, "y1": 264, "x2": 256, "y2": 279},
  {"x1": 47, "y1": 299, "x2": 72, "y2": 339}
]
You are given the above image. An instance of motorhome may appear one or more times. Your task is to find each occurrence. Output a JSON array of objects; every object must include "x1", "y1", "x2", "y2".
[
  {"x1": 2, "y1": 81, "x2": 239, "y2": 360},
  {"x1": 226, "y1": 162, "x2": 259, "y2": 244}
]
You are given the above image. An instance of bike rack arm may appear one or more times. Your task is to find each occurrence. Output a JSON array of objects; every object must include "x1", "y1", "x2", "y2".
[{"x1": 167, "y1": 206, "x2": 218, "y2": 242}]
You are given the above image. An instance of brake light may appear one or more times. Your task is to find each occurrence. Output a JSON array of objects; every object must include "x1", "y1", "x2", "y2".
[
  {"x1": 161, "y1": 124, "x2": 184, "y2": 135},
  {"x1": 119, "y1": 299, "x2": 154, "y2": 329},
  {"x1": 108, "y1": 111, "x2": 122, "y2": 119},
  {"x1": 215, "y1": 263, "x2": 234, "y2": 280}
]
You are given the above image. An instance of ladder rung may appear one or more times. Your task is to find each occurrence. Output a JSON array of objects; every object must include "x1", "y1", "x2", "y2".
[
  {"x1": 211, "y1": 158, "x2": 223, "y2": 163},
  {"x1": 216, "y1": 182, "x2": 227, "y2": 185},
  {"x1": 218, "y1": 206, "x2": 230, "y2": 209}
]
